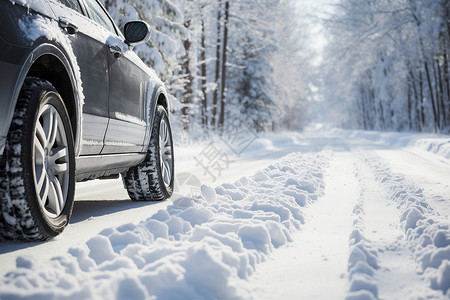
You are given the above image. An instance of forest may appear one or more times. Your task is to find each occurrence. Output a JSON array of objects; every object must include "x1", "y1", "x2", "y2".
[
  {"x1": 101, "y1": 0, "x2": 312, "y2": 140},
  {"x1": 101, "y1": 0, "x2": 450, "y2": 136},
  {"x1": 322, "y1": 0, "x2": 450, "y2": 133}
]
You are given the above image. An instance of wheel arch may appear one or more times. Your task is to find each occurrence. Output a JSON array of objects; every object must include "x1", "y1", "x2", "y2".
[
  {"x1": 141, "y1": 85, "x2": 170, "y2": 154},
  {"x1": 157, "y1": 91, "x2": 170, "y2": 113},
  {"x1": 12, "y1": 43, "x2": 83, "y2": 156}
]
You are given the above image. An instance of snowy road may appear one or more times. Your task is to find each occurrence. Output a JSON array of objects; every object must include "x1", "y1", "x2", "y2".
[
  {"x1": 248, "y1": 135, "x2": 450, "y2": 299},
  {"x1": 0, "y1": 134, "x2": 302, "y2": 274},
  {"x1": 0, "y1": 141, "x2": 291, "y2": 273},
  {"x1": 0, "y1": 129, "x2": 449, "y2": 299}
]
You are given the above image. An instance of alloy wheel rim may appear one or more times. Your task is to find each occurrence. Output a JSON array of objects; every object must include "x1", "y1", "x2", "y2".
[
  {"x1": 32, "y1": 102, "x2": 70, "y2": 218},
  {"x1": 159, "y1": 118, "x2": 173, "y2": 188}
]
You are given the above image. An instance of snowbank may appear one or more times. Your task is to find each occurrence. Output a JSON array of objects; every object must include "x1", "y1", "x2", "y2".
[
  {"x1": 413, "y1": 138, "x2": 450, "y2": 160},
  {"x1": 325, "y1": 128, "x2": 450, "y2": 161},
  {"x1": 0, "y1": 152, "x2": 329, "y2": 299}
]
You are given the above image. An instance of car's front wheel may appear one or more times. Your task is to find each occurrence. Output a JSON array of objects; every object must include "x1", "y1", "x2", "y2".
[
  {"x1": 123, "y1": 105, "x2": 174, "y2": 201},
  {"x1": 0, "y1": 77, "x2": 75, "y2": 240}
]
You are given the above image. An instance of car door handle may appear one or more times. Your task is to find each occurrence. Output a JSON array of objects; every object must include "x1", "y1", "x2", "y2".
[
  {"x1": 59, "y1": 18, "x2": 78, "y2": 35},
  {"x1": 109, "y1": 45, "x2": 122, "y2": 58}
]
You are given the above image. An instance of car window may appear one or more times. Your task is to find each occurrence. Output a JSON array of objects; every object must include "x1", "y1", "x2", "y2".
[
  {"x1": 54, "y1": 0, "x2": 83, "y2": 14},
  {"x1": 84, "y1": 0, "x2": 116, "y2": 34}
]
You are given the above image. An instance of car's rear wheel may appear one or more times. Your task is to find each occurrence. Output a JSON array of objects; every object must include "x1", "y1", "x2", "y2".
[
  {"x1": 123, "y1": 105, "x2": 174, "y2": 201},
  {"x1": 0, "y1": 77, "x2": 75, "y2": 240}
]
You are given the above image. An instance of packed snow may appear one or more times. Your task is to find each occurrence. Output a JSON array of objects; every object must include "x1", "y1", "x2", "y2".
[{"x1": 0, "y1": 128, "x2": 449, "y2": 299}]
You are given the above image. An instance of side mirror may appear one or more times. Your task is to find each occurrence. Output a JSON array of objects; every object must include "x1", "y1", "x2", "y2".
[{"x1": 124, "y1": 21, "x2": 151, "y2": 46}]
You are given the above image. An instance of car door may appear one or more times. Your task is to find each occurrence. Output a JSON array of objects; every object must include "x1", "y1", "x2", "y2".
[
  {"x1": 47, "y1": 0, "x2": 110, "y2": 155},
  {"x1": 103, "y1": 43, "x2": 148, "y2": 154},
  {"x1": 79, "y1": 0, "x2": 147, "y2": 154}
]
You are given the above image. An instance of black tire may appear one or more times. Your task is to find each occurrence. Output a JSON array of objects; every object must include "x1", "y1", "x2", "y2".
[
  {"x1": 0, "y1": 77, "x2": 75, "y2": 240},
  {"x1": 123, "y1": 105, "x2": 174, "y2": 201}
]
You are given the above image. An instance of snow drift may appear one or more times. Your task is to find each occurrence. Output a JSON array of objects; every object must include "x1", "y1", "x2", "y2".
[{"x1": 0, "y1": 152, "x2": 329, "y2": 299}]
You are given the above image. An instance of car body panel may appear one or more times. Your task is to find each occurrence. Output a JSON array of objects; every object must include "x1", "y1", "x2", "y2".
[
  {"x1": 104, "y1": 38, "x2": 147, "y2": 153},
  {"x1": 0, "y1": 0, "x2": 56, "y2": 155},
  {"x1": 80, "y1": 113, "x2": 109, "y2": 155},
  {"x1": 0, "y1": 61, "x2": 21, "y2": 155},
  {"x1": 48, "y1": 0, "x2": 111, "y2": 155}
]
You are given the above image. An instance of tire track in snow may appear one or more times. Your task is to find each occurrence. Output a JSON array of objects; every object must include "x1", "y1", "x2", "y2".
[
  {"x1": 356, "y1": 152, "x2": 450, "y2": 299},
  {"x1": 345, "y1": 166, "x2": 380, "y2": 300},
  {"x1": 248, "y1": 151, "x2": 357, "y2": 299},
  {"x1": 372, "y1": 148, "x2": 450, "y2": 220},
  {"x1": 346, "y1": 154, "x2": 433, "y2": 300}
]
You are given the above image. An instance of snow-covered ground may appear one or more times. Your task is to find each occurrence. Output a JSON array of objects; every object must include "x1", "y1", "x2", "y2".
[{"x1": 0, "y1": 128, "x2": 449, "y2": 299}]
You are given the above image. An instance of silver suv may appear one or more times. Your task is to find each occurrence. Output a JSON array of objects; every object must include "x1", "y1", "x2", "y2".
[{"x1": 0, "y1": 0, "x2": 175, "y2": 240}]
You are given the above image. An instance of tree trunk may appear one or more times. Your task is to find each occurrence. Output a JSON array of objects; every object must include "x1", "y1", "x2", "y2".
[
  {"x1": 437, "y1": 58, "x2": 445, "y2": 130},
  {"x1": 409, "y1": 70, "x2": 419, "y2": 131},
  {"x1": 410, "y1": 9, "x2": 433, "y2": 132},
  {"x1": 419, "y1": 71, "x2": 425, "y2": 131},
  {"x1": 360, "y1": 85, "x2": 368, "y2": 130},
  {"x1": 444, "y1": 46, "x2": 450, "y2": 131},
  {"x1": 200, "y1": 16, "x2": 208, "y2": 127},
  {"x1": 182, "y1": 21, "x2": 192, "y2": 131},
  {"x1": 218, "y1": 0, "x2": 229, "y2": 129},
  {"x1": 424, "y1": 61, "x2": 438, "y2": 132},
  {"x1": 211, "y1": 1, "x2": 222, "y2": 129},
  {"x1": 407, "y1": 83, "x2": 412, "y2": 130}
]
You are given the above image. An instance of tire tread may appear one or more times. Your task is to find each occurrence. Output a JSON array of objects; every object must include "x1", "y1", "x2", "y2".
[{"x1": 123, "y1": 106, "x2": 173, "y2": 202}]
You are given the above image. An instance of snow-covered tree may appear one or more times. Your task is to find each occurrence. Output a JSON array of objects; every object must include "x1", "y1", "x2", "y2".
[
  {"x1": 322, "y1": 0, "x2": 450, "y2": 133},
  {"x1": 225, "y1": 0, "x2": 278, "y2": 132}
]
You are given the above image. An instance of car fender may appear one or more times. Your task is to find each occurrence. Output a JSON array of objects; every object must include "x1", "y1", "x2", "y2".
[
  {"x1": 10, "y1": 43, "x2": 83, "y2": 157},
  {"x1": 142, "y1": 85, "x2": 169, "y2": 153}
]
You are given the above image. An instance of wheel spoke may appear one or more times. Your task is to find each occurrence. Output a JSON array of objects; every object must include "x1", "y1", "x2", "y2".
[
  {"x1": 53, "y1": 176, "x2": 65, "y2": 214},
  {"x1": 52, "y1": 162, "x2": 68, "y2": 175},
  {"x1": 47, "y1": 175, "x2": 63, "y2": 215},
  {"x1": 159, "y1": 135, "x2": 166, "y2": 150},
  {"x1": 39, "y1": 175, "x2": 50, "y2": 206},
  {"x1": 49, "y1": 146, "x2": 68, "y2": 175},
  {"x1": 162, "y1": 162, "x2": 170, "y2": 185},
  {"x1": 36, "y1": 166, "x2": 47, "y2": 194},
  {"x1": 159, "y1": 121, "x2": 165, "y2": 140},
  {"x1": 160, "y1": 158, "x2": 164, "y2": 174},
  {"x1": 47, "y1": 108, "x2": 59, "y2": 149},
  {"x1": 163, "y1": 123, "x2": 169, "y2": 145},
  {"x1": 164, "y1": 160, "x2": 171, "y2": 180},
  {"x1": 50, "y1": 146, "x2": 67, "y2": 161},
  {"x1": 47, "y1": 180, "x2": 58, "y2": 215},
  {"x1": 160, "y1": 120, "x2": 168, "y2": 145},
  {"x1": 161, "y1": 152, "x2": 172, "y2": 186},
  {"x1": 34, "y1": 134, "x2": 46, "y2": 183},
  {"x1": 34, "y1": 136, "x2": 45, "y2": 162},
  {"x1": 35, "y1": 121, "x2": 47, "y2": 149}
]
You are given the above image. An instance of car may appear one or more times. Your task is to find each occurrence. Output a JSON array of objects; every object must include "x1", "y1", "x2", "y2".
[{"x1": 0, "y1": 0, "x2": 175, "y2": 240}]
